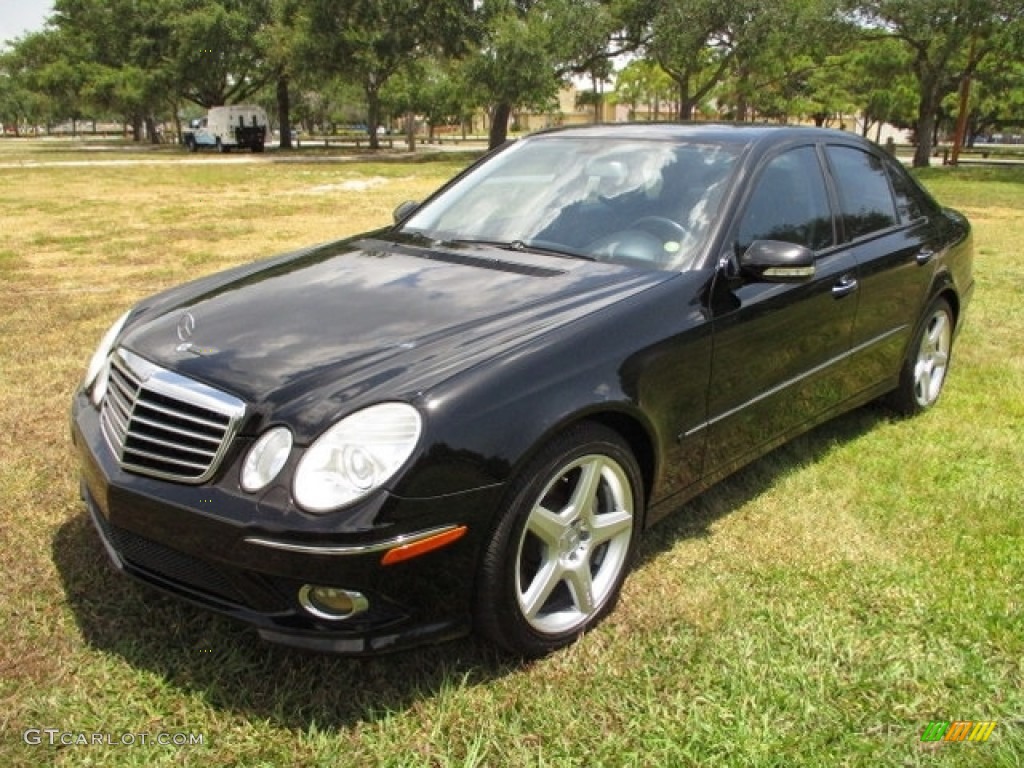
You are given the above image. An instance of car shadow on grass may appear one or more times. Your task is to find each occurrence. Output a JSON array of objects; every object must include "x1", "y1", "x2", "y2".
[
  {"x1": 633, "y1": 403, "x2": 891, "y2": 567},
  {"x1": 51, "y1": 512, "x2": 520, "y2": 730},
  {"x1": 51, "y1": 403, "x2": 891, "y2": 731}
]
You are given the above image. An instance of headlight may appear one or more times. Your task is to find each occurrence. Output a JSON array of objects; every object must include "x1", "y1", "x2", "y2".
[
  {"x1": 241, "y1": 426, "x2": 293, "y2": 492},
  {"x1": 84, "y1": 310, "x2": 131, "y2": 406},
  {"x1": 293, "y1": 403, "x2": 422, "y2": 512}
]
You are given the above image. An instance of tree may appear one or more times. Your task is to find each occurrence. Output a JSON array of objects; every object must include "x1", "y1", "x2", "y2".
[
  {"x1": 822, "y1": 37, "x2": 917, "y2": 138},
  {"x1": 168, "y1": 0, "x2": 274, "y2": 108},
  {"x1": 51, "y1": 0, "x2": 177, "y2": 142},
  {"x1": 967, "y1": 43, "x2": 1024, "y2": 141},
  {"x1": 1, "y1": 31, "x2": 81, "y2": 134},
  {"x1": 852, "y1": 0, "x2": 1024, "y2": 166},
  {"x1": 383, "y1": 59, "x2": 476, "y2": 141},
  {"x1": 470, "y1": 0, "x2": 639, "y2": 148},
  {"x1": 644, "y1": 0, "x2": 739, "y2": 121},
  {"x1": 614, "y1": 59, "x2": 675, "y2": 119},
  {"x1": 0, "y1": 47, "x2": 52, "y2": 134},
  {"x1": 713, "y1": 0, "x2": 854, "y2": 123},
  {"x1": 300, "y1": 0, "x2": 475, "y2": 149},
  {"x1": 466, "y1": 2, "x2": 560, "y2": 148},
  {"x1": 259, "y1": 0, "x2": 303, "y2": 149}
]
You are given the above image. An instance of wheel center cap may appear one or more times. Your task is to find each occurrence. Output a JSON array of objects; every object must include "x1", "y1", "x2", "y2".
[{"x1": 559, "y1": 520, "x2": 586, "y2": 556}]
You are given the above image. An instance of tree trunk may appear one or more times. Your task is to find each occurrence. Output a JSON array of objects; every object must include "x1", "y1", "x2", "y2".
[
  {"x1": 406, "y1": 111, "x2": 416, "y2": 152},
  {"x1": 489, "y1": 102, "x2": 512, "y2": 150},
  {"x1": 676, "y1": 79, "x2": 693, "y2": 121},
  {"x1": 277, "y1": 75, "x2": 292, "y2": 150},
  {"x1": 592, "y1": 73, "x2": 603, "y2": 124},
  {"x1": 734, "y1": 61, "x2": 750, "y2": 123},
  {"x1": 145, "y1": 116, "x2": 159, "y2": 145},
  {"x1": 913, "y1": 84, "x2": 941, "y2": 168},
  {"x1": 365, "y1": 82, "x2": 381, "y2": 150}
]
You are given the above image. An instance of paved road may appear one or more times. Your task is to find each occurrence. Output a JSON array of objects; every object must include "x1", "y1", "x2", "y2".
[{"x1": 0, "y1": 140, "x2": 490, "y2": 170}]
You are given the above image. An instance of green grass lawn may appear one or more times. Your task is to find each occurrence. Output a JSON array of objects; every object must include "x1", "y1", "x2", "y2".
[{"x1": 1, "y1": 140, "x2": 1021, "y2": 767}]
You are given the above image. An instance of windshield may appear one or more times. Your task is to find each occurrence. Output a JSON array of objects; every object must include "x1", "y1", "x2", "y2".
[{"x1": 401, "y1": 136, "x2": 738, "y2": 270}]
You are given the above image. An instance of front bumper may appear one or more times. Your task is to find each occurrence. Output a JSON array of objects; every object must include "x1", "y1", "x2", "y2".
[{"x1": 71, "y1": 389, "x2": 502, "y2": 654}]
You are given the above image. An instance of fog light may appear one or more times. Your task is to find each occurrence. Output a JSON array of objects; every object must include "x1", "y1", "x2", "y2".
[{"x1": 298, "y1": 585, "x2": 369, "y2": 621}]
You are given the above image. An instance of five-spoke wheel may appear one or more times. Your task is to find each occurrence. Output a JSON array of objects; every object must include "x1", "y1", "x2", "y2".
[
  {"x1": 890, "y1": 296, "x2": 955, "y2": 415},
  {"x1": 476, "y1": 424, "x2": 642, "y2": 657}
]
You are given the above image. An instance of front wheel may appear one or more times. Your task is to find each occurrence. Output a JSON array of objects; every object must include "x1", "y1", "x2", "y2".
[
  {"x1": 888, "y1": 296, "x2": 955, "y2": 416},
  {"x1": 475, "y1": 423, "x2": 643, "y2": 657}
]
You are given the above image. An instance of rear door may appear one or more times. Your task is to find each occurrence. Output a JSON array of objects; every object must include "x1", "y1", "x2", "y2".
[
  {"x1": 823, "y1": 144, "x2": 936, "y2": 395},
  {"x1": 702, "y1": 143, "x2": 860, "y2": 472}
]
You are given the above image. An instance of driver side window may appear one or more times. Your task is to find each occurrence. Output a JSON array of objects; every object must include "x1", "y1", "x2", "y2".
[{"x1": 736, "y1": 146, "x2": 833, "y2": 255}]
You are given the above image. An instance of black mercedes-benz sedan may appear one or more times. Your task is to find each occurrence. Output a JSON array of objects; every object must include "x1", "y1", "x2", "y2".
[{"x1": 71, "y1": 124, "x2": 973, "y2": 657}]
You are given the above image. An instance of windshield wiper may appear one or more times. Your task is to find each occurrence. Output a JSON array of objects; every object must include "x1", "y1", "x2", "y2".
[{"x1": 448, "y1": 238, "x2": 596, "y2": 262}]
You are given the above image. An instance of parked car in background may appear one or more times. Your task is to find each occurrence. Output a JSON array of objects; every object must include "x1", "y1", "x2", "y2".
[{"x1": 72, "y1": 124, "x2": 973, "y2": 657}]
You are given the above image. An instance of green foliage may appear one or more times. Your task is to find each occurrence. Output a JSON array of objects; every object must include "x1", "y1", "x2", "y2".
[
  {"x1": 169, "y1": 0, "x2": 273, "y2": 107},
  {"x1": 466, "y1": 5, "x2": 561, "y2": 112},
  {"x1": 300, "y1": 0, "x2": 475, "y2": 146},
  {"x1": 614, "y1": 59, "x2": 676, "y2": 119},
  {"x1": 0, "y1": 33, "x2": 69, "y2": 131},
  {"x1": 851, "y1": 0, "x2": 1024, "y2": 165},
  {"x1": 4, "y1": 0, "x2": 1024, "y2": 154},
  {"x1": 382, "y1": 59, "x2": 475, "y2": 132},
  {"x1": 644, "y1": 0, "x2": 740, "y2": 120}
]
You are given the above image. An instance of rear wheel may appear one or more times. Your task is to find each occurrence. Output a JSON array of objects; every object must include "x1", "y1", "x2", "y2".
[
  {"x1": 475, "y1": 423, "x2": 642, "y2": 657},
  {"x1": 888, "y1": 296, "x2": 955, "y2": 416}
]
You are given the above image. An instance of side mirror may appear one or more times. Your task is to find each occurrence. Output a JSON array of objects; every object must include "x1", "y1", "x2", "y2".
[
  {"x1": 739, "y1": 240, "x2": 815, "y2": 282},
  {"x1": 393, "y1": 200, "x2": 419, "y2": 225}
]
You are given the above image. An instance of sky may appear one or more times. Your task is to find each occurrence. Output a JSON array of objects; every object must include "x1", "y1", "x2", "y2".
[{"x1": 0, "y1": 0, "x2": 54, "y2": 48}]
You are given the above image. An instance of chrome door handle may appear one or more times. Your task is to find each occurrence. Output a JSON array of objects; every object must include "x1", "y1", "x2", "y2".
[
  {"x1": 832, "y1": 274, "x2": 859, "y2": 298},
  {"x1": 916, "y1": 249, "x2": 935, "y2": 265}
]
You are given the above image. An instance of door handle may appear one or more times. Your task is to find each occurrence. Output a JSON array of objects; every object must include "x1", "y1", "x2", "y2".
[
  {"x1": 832, "y1": 274, "x2": 859, "y2": 298},
  {"x1": 916, "y1": 248, "x2": 935, "y2": 265}
]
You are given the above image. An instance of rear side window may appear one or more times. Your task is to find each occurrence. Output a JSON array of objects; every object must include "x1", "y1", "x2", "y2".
[
  {"x1": 826, "y1": 146, "x2": 898, "y2": 240},
  {"x1": 881, "y1": 154, "x2": 931, "y2": 224}
]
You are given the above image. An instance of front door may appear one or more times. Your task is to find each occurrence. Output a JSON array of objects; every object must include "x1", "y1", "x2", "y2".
[{"x1": 703, "y1": 144, "x2": 859, "y2": 474}]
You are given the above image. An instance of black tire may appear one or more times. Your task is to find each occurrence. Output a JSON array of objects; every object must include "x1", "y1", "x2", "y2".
[
  {"x1": 475, "y1": 423, "x2": 643, "y2": 657},
  {"x1": 186, "y1": 137, "x2": 197, "y2": 153},
  {"x1": 252, "y1": 142, "x2": 265, "y2": 153},
  {"x1": 888, "y1": 296, "x2": 955, "y2": 416}
]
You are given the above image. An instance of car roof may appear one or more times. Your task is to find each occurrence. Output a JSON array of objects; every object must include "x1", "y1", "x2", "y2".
[{"x1": 527, "y1": 122, "x2": 864, "y2": 152}]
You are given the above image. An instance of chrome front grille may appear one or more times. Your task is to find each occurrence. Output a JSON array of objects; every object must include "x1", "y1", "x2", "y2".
[{"x1": 99, "y1": 348, "x2": 246, "y2": 483}]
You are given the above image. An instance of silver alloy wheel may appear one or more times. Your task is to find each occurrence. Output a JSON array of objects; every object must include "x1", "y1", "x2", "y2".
[
  {"x1": 514, "y1": 453, "x2": 635, "y2": 636},
  {"x1": 913, "y1": 306, "x2": 952, "y2": 407}
]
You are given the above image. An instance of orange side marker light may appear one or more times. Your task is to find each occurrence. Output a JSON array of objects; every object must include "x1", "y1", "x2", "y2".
[{"x1": 381, "y1": 526, "x2": 468, "y2": 566}]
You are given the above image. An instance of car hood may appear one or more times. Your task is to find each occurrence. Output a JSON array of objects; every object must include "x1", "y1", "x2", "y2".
[{"x1": 119, "y1": 236, "x2": 671, "y2": 437}]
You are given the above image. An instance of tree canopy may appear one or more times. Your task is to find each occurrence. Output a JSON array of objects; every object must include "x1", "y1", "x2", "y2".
[{"x1": 2, "y1": 0, "x2": 1023, "y2": 163}]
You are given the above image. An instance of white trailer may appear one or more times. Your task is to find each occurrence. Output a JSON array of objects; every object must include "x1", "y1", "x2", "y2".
[{"x1": 184, "y1": 105, "x2": 268, "y2": 153}]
